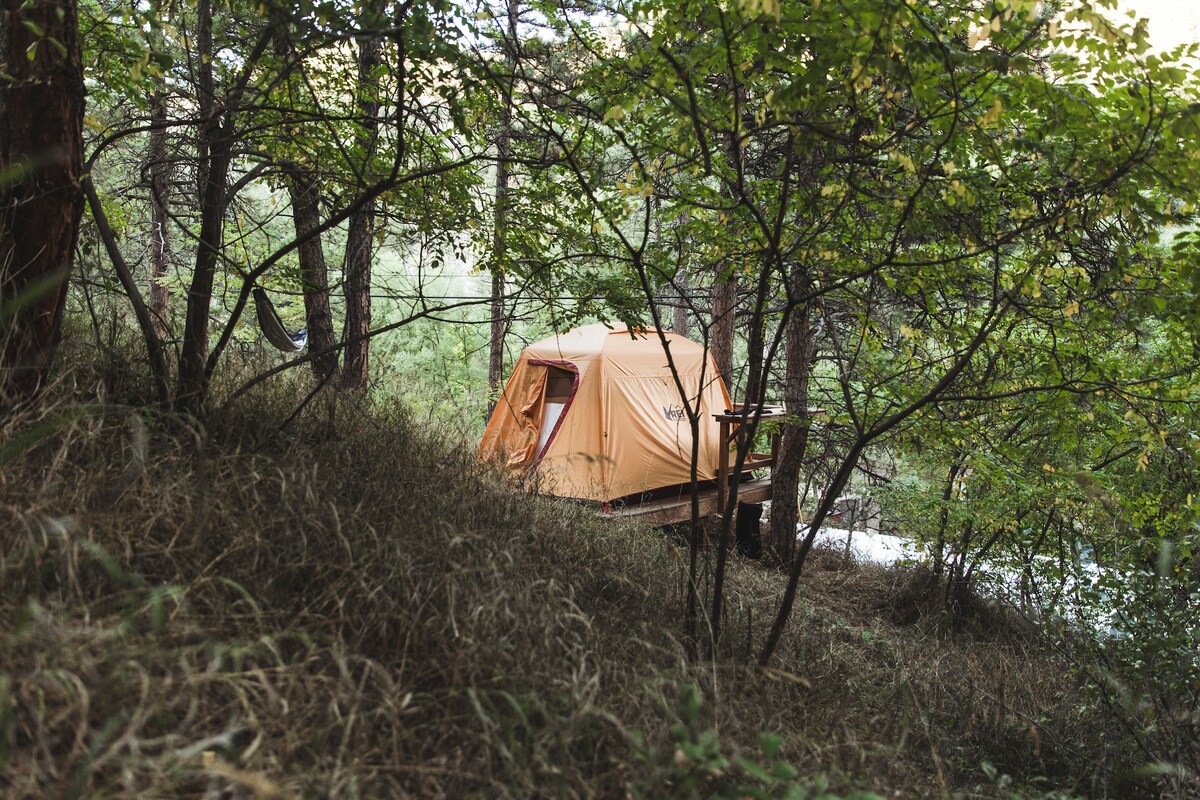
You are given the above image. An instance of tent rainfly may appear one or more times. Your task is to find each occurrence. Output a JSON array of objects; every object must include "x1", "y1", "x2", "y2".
[{"x1": 478, "y1": 323, "x2": 732, "y2": 502}]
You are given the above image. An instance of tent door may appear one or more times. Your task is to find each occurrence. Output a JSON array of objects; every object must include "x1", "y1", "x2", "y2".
[{"x1": 535, "y1": 365, "x2": 576, "y2": 458}]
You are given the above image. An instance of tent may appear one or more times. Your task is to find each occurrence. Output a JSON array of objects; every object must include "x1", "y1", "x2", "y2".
[{"x1": 478, "y1": 323, "x2": 732, "y2": 502}]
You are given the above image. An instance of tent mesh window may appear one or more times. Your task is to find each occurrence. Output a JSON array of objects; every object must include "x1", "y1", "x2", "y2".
[{"x1": 545, "y1": 367, "x2": 574, "y2": 403}]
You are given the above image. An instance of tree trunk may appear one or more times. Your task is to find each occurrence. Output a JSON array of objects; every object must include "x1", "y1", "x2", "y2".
[
  {"x1": 0, "y1": 0, "x2": 84, "y2": 403},
  {"x1": 932, "y1": 460, "x2": 962, "y2": 580},
  {"x1": 651, "y1": 197, "x2": 690, "y2": 338},
  {"x1": 269, "y1": 23, "x2": 338, "y2": 384},
  {"x1": 709, "y1": 84, "x2": 747, "y2": 393},
  {"x1": 487, "y1": 0, "x2": 519, "y2": 414},
  {"x1": 285, "y1": 171, "x2": 338, "y2": 382},
  {"x1": 488, "y1": 267, "x2": 505, "y2": 405},
  {"x1": 147, "y1": 85, "x2": 172, "y2": 342},
  {"x1": 177, "y1": 137, "x2": 230, "y2": 413},
  {"x1": 672, "y1": 269, "x2": 690, "y2": 337},
  {"x1": 342, "y1": 33, "x2": 382, "y2": 392},
  {"x1": 488, "y1": 137, "x2": 509, "y2": 408},
  {"x1": 769, "y1": 296, "x2": 816, "y2": 562},
  {"x1": 177, "y1": 0, "x2": 230, "y2": 413},
  {"x1": 710, "y1": 276, "x2": 735, "y2": 389}
]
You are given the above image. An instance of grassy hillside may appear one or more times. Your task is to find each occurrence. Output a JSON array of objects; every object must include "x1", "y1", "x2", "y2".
[{"x1": 0, "y1": 349, "x2": 1125, "y2": 798}]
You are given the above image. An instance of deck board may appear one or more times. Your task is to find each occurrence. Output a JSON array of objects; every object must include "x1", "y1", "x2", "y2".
[{"x1": 603, "y1": 477, "x2": 773, "y2": 526}]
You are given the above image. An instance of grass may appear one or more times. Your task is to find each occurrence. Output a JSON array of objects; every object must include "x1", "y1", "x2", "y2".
[{"x1": 0, "y1": 341, "x2": 1146, "y2": 798}]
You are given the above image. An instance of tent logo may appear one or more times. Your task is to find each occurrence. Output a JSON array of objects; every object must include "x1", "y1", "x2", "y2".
[{"x1": 662, "y1": 404, "x2": 686, "y2": 422}]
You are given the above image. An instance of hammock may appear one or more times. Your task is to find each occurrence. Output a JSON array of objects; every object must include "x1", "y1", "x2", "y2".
[{"x1": 253, "y1": 287, "x2": 308, "y2": 353}]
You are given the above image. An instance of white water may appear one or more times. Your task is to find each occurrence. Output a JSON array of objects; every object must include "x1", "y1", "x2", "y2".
[{"x1": 801, "y1": 526, "x2": 924, "y2": 566}]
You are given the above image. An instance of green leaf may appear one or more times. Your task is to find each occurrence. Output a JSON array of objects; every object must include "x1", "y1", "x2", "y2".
[
  {"x1": 736, "y1": 755, "x2": 774, "y2": 783},
  {"x1": 759, "y1": 732, "x2": 783, "y2": 759},
  {"x1": 679, "y1": 683, "x2": 701, "y2": 725}
]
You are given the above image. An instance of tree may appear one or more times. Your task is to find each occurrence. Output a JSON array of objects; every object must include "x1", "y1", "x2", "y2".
[
  {"x1": 269, "y1": 21, "x2": 339, "y2": 383},
  {"x1": 486, "y1": 0, "x2": 519, "y2": 412},
  {"x1": 146, "y1": 82, "x2": 173, "y2": 343},
  {"x1": 489, "y1": 0, "x2": 1200, "y2": 664},
  {"x1": 0, "y1": 0, "x2": 85, "y2": 402},
  {"x1": 341, "y1": 23, "x2": 382, "y2": 392},
  {"x1": 71, "y1": 0, "x2": 490, "y2": 412},
  {"x1": 175, "y1": 0, "x2": 264, "y2": 412}
]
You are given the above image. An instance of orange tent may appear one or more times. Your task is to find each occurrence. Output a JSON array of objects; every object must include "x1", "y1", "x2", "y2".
[{"x1": 478, "y1": 324, "x2": 732, "y2": 502}]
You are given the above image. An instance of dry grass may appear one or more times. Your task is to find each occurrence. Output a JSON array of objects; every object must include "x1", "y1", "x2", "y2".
[{"x1": 0, "y1": 347, "x2": 1124, "y2": 799}]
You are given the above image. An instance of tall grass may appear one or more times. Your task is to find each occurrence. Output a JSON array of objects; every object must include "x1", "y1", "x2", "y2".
[{"x1": 0, "y1": 341, "x2": 1136, "y2": 798}]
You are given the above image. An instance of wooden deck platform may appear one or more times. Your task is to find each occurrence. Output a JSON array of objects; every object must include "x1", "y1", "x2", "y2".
[
  {"x1": 598, "y1": 403, "x2": 804, "y2": 527},
  {"x1": 603, "y1": 476, "x2": 773, "y2": 526}
]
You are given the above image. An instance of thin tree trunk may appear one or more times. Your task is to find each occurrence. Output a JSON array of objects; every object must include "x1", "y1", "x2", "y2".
[
  {"x1": 652, "y1": 197, "x2": 690, "y2": 338},
  {"x1": 769, "y1": 295, "x2": 816, "y2": 563},
  {"x1": 670, "y1": 207, "x2": 692, "y2": 337},
  {"x1": 488, "y1": 145, "x2": 509, "y2": 407},
  {"x1": 487, "y1": 0, "x2": 519, "y2": 413},
  {"x1": 342, "y1": 33, "x2": 382, "y2": 391},
  {"x1": 177, "y1": 138, "x2": 230, "y2": 413},
  {"x1": 672, "y1": 270, "x2": 690, "y2": 337},
  {"x1": 710, "y1": 86, "x2": 744, "y2": 391},
  {"x1": 269, "y1": 23, "x2": 338, "y2": 384},
  {"x1": 147, "y1": 85, "x2": 172, "y2": 342},
  {"x1": 0, "y1": 0, "x2": 84, "y2": 403},
  {"x1": 932, "y1": 460, "x2": 962, "y2": 580},
  {"x1": 708, "y1": 80, "x2": 766, "y2": 653},
  {"x1": 708, "y1": 258, "x2": 772, "y2": 653},
  {"x1": 177, "y1": 0, "x2": 230, "y2": 413},
  {"x1": 945, "y1": 518, "x2": 975, "y2": 612},
  {"x1": 759, "y1": 296, "x2": 1004, "y2": 666},
  {"x1": 488, "y1": 268, "x2": 505, "y2": 403},
  {"x1": 710, "y1": 277, "x2": 735, "y2": 388},
  {"x1": 83, "y1": 177, "x2": 170, "y2": 405},
  {"x1": 286, "y1": 171, "x2": 338, "y2": 382}
]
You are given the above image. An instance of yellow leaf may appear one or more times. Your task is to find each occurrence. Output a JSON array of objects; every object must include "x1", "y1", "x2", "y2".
[
  {"x1": 762, "y1": 667, "x2": 813, "y2": 688},
  {"x1": 978, "y1": 98, "x2": 1003, "y2": 127},
  {"x1": 1062, "y1": 300, "x2": 1080, "y2": 317},
  {"x1": 603, "y1": 105, "x2": 625, "y2": 122}
]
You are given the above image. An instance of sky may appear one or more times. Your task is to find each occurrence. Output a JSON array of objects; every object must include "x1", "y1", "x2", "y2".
[{"x1": 1121, "y1": 0, "x2": 1200, "y2": 51}]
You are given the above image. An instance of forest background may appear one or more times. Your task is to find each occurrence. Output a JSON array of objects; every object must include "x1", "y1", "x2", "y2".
[{"x1": 3, "y1": 0, "x2": 1200, "y2": 795}]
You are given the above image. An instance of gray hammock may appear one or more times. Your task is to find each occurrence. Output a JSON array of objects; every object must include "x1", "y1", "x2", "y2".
[{"x1": 253, "y1": 287, "x2": 308, "y2": 353}]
